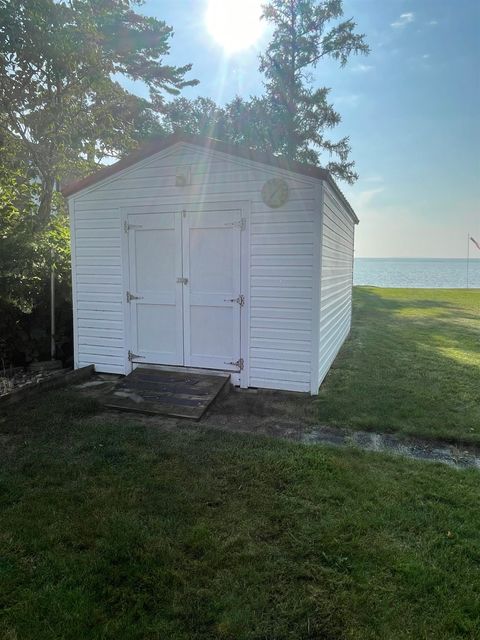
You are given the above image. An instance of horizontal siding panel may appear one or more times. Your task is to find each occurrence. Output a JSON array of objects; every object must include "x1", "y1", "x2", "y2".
[
  {"x1": 251, "y1": 233, "x2": 313, "y2": 246},
  {"x1": 251, "y1": 245, "x2": 313, "y2": 257},
  {"x1": 252, "y1": 210, "x2": 315, "y2": 224},
  {"x1": 251, "y1": 276, "x2": 312, "y2": 289},
  {"x1": 320, "y1": 290, "x2": 351, "y2": 319},
  {"x1": 251, "y1": 297, "x2": 311, "y2": 310},
  {"x1": 78, "y1": 352, "x2": 124, "y2": 365},
  {"x1": 250, "y1": 327, "x2": 311, "y2": 341},
  {"x1": 323, "y1": 215, "x2": 353, "y2": 245},
  {"x1": 78, "y1": 327, "x2": 123, "y2": 338},
  {"x1": 77, "y1": 343, "x2": 123, "y2": 356},
  {"x1": 75, "y1": 227, "x2": 120, "y2": 239},
  {"x1": 251, "y1": 254, "x2": 313, "y2": 266},
  {"x1": 251, "y1": 317, "x2": 311, "y2": 331},
  {"x1": 249, "y1": 367, "x2": 309, "y2": 383},
  {"x1": 249, "y1": 378, "x2": 310, "y2": 393},
  {"x1": 323, "y1": 201, "x2": 354, "y2": 234},
  {"x1": 251, "y1": 265, "x2": 312, "y2": 277},
  {"x1": 77, "y1": 284, "x2": 123, "y2": 295},
  {"x1": 320, "y1": 299, "x2": 351, "y2": 336},
  {"x1": 77, "y1": 311, "x2": 123, "y2": 323},
  {"x1": 319, "y1": 322, "x2": 351, "y2": 369},
  {"x1": 75, "y1": 218, "x2": 120, "y2": 229},
  {"x1": 251, "y1": 337, "x2": 310, "y2": 352},
  {"x1": 77, "y1": 301, "x2": 122, "y2": 312},
  {"x1": 322, "y1": 223, "x2": 353, "y2": 247},
  {"x1": 77, "y1": 291, "x2": 122, "y2": 302},
  {"x1": 251, "y1": 307, "x2": 312, "y2": 321},
  {"x1": 250, "y1": 358, "x2": 310, "y2": 373},
  {"x1": 252, "y1": 200, "x2": 315, "y2": 215},
  {"x1": 251, "y1": 222, "x2": 314, "y2": 235},
  {"x1": 76, "y1": 268, "x2": 122, "y2": 279},
  {"x1": 78, "y1": 341, "x2": 124, "y2": 354},
  {"x1": 75, "y1": 247, "x2": 121, "y2": 258},
  {"x1": 250, "y1": 348, "x2": 311, "y2": 363},
  {"x1": 251, "y1": 287, "x2": 312, "y2": 299},
  {"x1": 320, "y1": 246, "x2": 352, "y2": 263},
  {"x1": 75, "y1": 238, "x2": 121, "y2": 249}
]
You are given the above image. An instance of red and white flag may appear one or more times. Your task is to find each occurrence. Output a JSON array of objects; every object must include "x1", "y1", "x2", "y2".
[{"x1": 471, "y1": 236, "x2": 480, "y2": 251}]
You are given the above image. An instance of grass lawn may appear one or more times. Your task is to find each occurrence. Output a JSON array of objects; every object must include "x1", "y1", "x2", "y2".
[
  {"x1": 1, "y1": 393, "x2": 479, "y2": 639},
  {"x1": 316, "y1": 287, "x2": 480, "y2": 444}
]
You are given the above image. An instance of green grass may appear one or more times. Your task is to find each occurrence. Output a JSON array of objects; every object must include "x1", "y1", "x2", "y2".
[
  {"x1": 316, "y1": 287, "x2": 480, "y2": 444},
  {"x1": 1, "y1": 393, "x2": 479, "y2": 639}
]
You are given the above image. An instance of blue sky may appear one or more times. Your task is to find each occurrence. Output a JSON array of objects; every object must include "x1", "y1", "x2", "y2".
[{"x1": 121, "y1": 0, "x2": 479, "y2": 258}]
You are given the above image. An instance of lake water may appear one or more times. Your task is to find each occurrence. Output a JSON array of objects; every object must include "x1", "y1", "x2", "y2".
[{"x1": 354, "y1": 258, "x2": 480, "y2": 289}]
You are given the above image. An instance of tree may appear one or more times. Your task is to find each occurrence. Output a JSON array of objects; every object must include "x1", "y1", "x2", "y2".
[
  {"x1": 163, "y1": 1, "x2": 368, "y2": 183},
  {"x1": 0, "y1": 0, "x2": 198, "y2": 225},
  {"x1": 259, "y1": 0, "x2": 369, "y2": 182}
]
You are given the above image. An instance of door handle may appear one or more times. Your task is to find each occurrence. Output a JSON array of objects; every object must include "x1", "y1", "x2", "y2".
[{"x1": 176, "y1": 277, "x2": 188, "y2": 284}]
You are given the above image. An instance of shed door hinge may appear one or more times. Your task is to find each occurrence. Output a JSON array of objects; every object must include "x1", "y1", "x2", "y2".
[
  {"x1": 224, "y1": 294, "x2": 245, "y2": 307},
  {"x1": 224, "y1": 218, "x2": 246, "y2": 231},
  {"x1": 224, "y1": 357, "x2": 244, "y2": 371},
  {"x1": 124, "y1": 221, "x2": 143, "y2": 233},
  {"x1": 128, "y1": 350, "x2": 145, "y2": 362},
  {"x1": 126, "y1": 291, "x2": 144, "y2": 303}
]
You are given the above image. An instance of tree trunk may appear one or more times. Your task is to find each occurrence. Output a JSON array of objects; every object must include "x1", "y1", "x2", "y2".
[{"x1": 37, "y1": 174, "x2": 55, "y2": 227}]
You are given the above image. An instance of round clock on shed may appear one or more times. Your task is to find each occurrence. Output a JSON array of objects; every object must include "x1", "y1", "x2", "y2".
[{"x1": 261, "y1": 177, "x2": 289, "y2": 208}]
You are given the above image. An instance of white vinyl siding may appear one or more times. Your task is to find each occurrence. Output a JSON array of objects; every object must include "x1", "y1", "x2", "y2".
[
  {"x1": 317, "y1": 182, "x2": 355, "y2": 386},
  {"x1": 71, "y1": 206, "x2": 124, "y2": 373},
  {"x1": 70, "y1": 143, "x2": 316, "y2": 392}
]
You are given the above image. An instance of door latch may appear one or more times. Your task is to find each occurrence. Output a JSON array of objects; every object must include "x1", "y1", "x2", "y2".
[
  {"x1": 176, "y1": 277, "x2": 188, "y2": 285},
  {"x1": 224, "y1": 357, "x2": 244, "y2": 371},
  {"x1": 224, "y1": 218, "x2": 246, "y2": 231},
  {"x1": 224, "y1": 294, "x2": 245, "y2": 306},
  {"x1": 126, "y1": 291, "x2": 144, "y2": 303}
]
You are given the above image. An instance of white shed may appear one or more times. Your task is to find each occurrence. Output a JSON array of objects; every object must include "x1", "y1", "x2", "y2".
[{"x1": 63, "y1": 135, "x2": 358, "y2": 394}]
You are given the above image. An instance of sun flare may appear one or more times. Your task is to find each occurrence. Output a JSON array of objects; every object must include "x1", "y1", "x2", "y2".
[{"x1": 205, "y1": 0, "x2": 265, "y2": 54}]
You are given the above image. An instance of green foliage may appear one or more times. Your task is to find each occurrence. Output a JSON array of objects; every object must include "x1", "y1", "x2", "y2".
[
  {"x1": 0, "y1": 0, "x2": 198, "y2": 222},
  {"x1": 0, "y1": 140, "x2": 72, "y2": 363}
]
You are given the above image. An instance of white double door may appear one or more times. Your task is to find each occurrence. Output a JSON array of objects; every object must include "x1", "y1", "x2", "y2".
[{"x1": 127, "y1": 208, "x2": 243, "y2": 373}]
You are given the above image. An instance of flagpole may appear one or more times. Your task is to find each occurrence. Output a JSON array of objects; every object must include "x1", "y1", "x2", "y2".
[{"x1": 466, "y1": 233, "x2": 470, "y2": 289}]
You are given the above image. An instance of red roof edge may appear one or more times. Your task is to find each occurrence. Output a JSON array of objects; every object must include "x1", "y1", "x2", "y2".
[{"x1": 61, "y1": 134, "x2": 358, "y2": 224}]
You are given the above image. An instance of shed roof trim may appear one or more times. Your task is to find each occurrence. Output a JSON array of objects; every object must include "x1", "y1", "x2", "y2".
[{"x1": 62, "y1": 134, "x2": 358, "y2": 223}]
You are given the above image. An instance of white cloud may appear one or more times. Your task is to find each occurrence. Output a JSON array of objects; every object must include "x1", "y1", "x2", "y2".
[
  {"x1": 422, "y1": 54, "x2": 430, "y2": 59},
  {"x1": 350, "y1": 187, "x2": 385, "y2": 209},
  {"x1": 428, "y1": 20, "x2": 438, "y2": 26},
  {"x1": 351, "y1": 63, "x2": 374, "y2": 73},
  {"x1": 391, "y1": 12, "x2": 415, "y2": 28},
  {"x1": 335, "y1": 93, "x2": 361, "y2": 107}
]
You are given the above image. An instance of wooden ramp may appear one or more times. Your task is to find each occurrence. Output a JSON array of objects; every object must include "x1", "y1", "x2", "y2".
[{"x1": 104, "y1": 368, "x2": 230, "y2": 420}]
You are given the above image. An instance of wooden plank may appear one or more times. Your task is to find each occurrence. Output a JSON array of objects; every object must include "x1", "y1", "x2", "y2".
[{"x1": 103, "y1": 368, "x2": 231, "y2": 420}]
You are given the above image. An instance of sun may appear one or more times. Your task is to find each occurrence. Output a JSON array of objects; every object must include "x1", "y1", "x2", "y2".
[{"x1": 205, "y1": 0, "x2": 265, "y2": 54}]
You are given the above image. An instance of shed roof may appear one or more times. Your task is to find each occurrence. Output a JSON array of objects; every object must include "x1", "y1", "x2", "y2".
[{"x1": 62, "y1": 134, "x2": 358, "y2": 223}]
